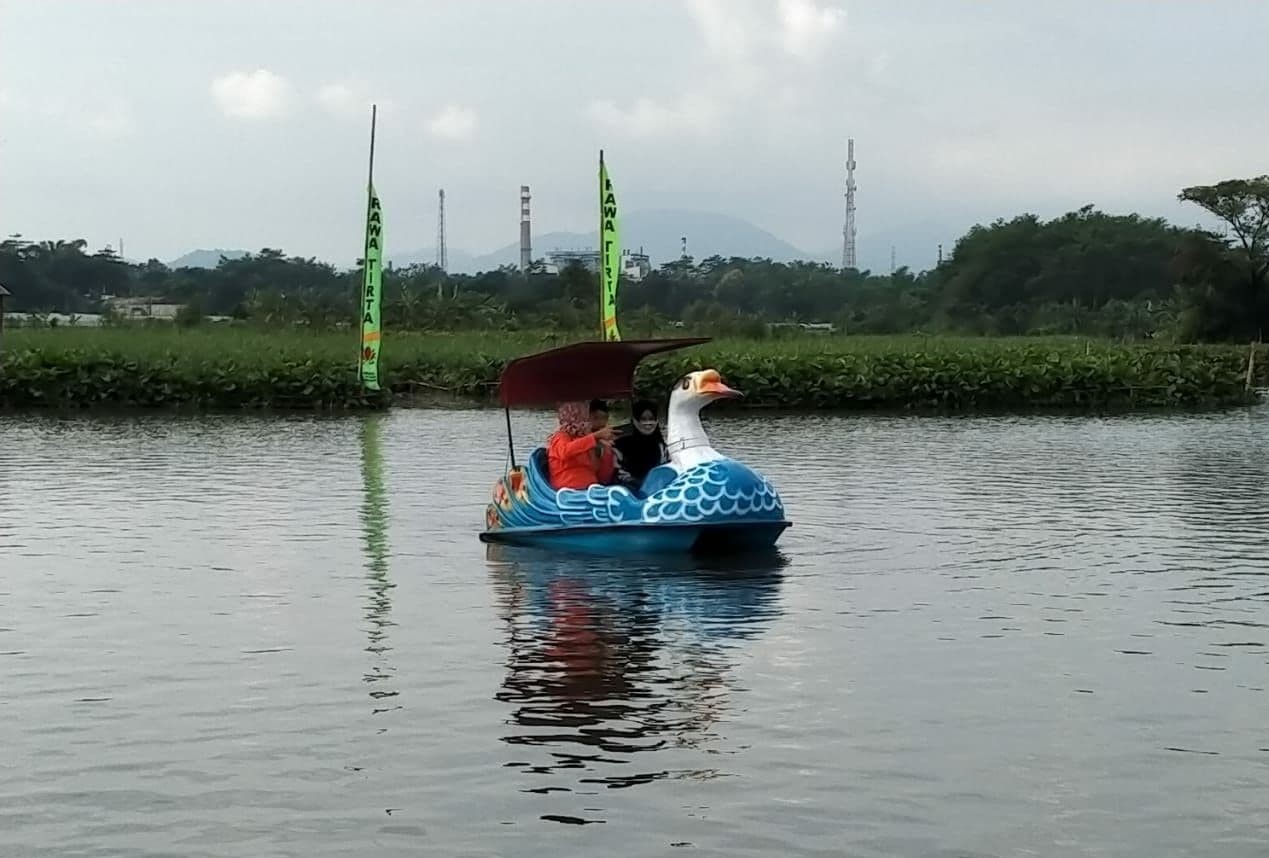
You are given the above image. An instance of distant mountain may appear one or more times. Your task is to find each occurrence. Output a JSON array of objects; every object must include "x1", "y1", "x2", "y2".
[
  {"x1": 466, "y1": 230, "x2": 590, "y2": 272},
  {"x1": 496, "y1": 209, "x2": 814, "y2": 271},
  {"x1": 170, "y1": 210, "x2": 963, "y2": 277},
  {"x1": 390, "y1": 209, "x2": 819, "y2": 275},
  {"x1": 168, "y1": 248, "x2": 249, "y2": 269}
]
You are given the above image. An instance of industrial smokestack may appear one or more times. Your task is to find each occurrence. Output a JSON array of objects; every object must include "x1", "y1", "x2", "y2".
[{"x1": 519, "y1": 185, "x2": 532, "y2": 272}]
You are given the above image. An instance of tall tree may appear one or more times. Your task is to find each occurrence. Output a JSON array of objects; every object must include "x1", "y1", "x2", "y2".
[
  {"x1": 1179, "y1": 176, "x2": 1269, "y2": 299},
  {"x1": 1179, "y1": 176, "x2": 1269, "y2": 340}
]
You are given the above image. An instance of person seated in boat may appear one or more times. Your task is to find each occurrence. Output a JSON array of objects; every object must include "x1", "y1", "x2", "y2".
[
  {"x1": 547, "y1": 401, "x2": 617, "y2": 491},
  {"x1": 589, "y1": 398, "x2": 619, "y2": 485},
  {"x1": 613, "y1": 398, "x2": 667, "y2": 489}
]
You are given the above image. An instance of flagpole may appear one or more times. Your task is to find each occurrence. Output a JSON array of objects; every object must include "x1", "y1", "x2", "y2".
[
  {"x1": 598, "y1": 148, "x2": 604, "y2": 340},
  {"x1": 367, "y1": 104, "x2": 377, "y2": 187},
  {"x1": 364, "y1": 103, "x2": 377, "y2": 271}
]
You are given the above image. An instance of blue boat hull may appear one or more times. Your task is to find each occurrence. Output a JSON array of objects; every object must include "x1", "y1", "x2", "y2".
[
  {"x1": 479, "y1": 519, "x2": 791, "y2": 555},
  {"x1": 482, "y1": 448, "x2": 790, "y2": 556}
]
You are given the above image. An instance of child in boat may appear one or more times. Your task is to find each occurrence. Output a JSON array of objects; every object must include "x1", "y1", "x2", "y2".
[
  {"x1": 547, "y1": 401, "x2": 616, "y2": 490},
  {"x1": 613, "y1": 398, "x2": 667, "y2": 488},
  {"x1": 588, "y1": 399, "x2": 618, "y2": 485}
]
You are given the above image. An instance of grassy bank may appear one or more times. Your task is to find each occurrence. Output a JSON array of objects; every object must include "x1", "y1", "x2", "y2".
[{"x1": 0, "y1": 327, "x2": 1263, "y2": 412}]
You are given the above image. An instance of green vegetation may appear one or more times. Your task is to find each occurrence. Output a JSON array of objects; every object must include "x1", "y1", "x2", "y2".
[
  {"x1": 1, "y1": 327, "x2": 1262, "y2": 412},
  {"x1": 4, "y1": 175, "x2": 1268, "y2": 343},
  {"x1": 3, "y1": 175, "x2": 1266, "y2": 412}
]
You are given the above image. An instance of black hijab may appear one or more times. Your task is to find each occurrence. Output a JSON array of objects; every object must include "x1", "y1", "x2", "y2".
[{"x1": 614, "y1": 398, "x2": 666, "y2": 483}]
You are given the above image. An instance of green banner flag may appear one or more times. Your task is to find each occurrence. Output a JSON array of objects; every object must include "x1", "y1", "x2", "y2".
[
  {"x1": 599, "y1": 152, "x2": 621, "y2": 341},
  {"x1": 359, "y1": 182, "x2": 383, "y2": 391}
]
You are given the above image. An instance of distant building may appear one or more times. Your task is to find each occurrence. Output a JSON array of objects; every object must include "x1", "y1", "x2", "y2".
[
  {"x1": 107, "y1": 296, "x2": 184, "y2": 319},
  {"x1": 769, "y1": 321, "x2": 837, "y2": 334},
  {"x1": 546, "y1": 249, "x2": 599, "y2": 273},
  {"x1": 622, "y1": 249, "x2": 652, "y2": 281},
  {"x1": 6, "y1": 312, "x2": 105, "y2": 327},
  {"x1": 544, "y1": 248, "x2": 651, "y2": 282}
]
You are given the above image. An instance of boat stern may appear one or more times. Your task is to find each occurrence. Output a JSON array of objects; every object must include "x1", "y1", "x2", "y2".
[{"x1": 484, "y1": 465, "x2": 531, "y2": 534}]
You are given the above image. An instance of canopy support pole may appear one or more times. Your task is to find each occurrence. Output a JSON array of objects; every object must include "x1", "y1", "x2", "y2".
[{"x1": 504, "y1": 407, "x2": 517, "y2": 470}]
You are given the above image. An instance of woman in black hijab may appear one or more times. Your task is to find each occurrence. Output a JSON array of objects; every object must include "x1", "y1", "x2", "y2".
[{"x1": 614, "y1": 398, "x2": 667, "y2": 489}]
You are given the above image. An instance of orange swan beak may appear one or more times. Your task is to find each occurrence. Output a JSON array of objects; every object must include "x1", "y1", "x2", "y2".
[{"x1": 697, "y1": 369, "x2": 742, "y2": 399}]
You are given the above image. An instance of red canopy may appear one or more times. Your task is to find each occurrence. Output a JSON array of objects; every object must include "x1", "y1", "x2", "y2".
[{"x1": 498, "y1": 338, "x2": 710, "y2": 407}]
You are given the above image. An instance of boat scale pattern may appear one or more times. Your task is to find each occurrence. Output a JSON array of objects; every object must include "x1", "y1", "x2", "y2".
[{"x1": 485, "y1": 448, "x2": 785, "y2": 532}]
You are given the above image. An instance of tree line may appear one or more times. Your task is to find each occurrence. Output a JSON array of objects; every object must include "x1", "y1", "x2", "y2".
[{"x1": 3, "y1": 175, "x2": 1266, "y2": 342}]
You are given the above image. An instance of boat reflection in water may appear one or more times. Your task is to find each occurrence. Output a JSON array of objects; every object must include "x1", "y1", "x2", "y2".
[{"x1": 486, "y1": 544, "x2": 786, "y2": 824}]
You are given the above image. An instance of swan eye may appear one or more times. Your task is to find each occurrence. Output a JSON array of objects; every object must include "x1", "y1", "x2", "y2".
[{"x1": 680, "y1": 376, "x2": 691, "y2": 390}]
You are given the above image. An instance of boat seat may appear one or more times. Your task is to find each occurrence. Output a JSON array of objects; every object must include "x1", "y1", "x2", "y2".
[{"x1": 529, "y1": 446, "x2": 551, "y2": 484}]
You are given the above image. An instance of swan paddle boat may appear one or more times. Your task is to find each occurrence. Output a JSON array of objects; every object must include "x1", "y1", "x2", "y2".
[{"x1": 479, "y1": 337, "x2": 791, "y2": 554}]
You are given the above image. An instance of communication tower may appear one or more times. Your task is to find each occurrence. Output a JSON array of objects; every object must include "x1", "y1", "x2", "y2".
[
  {"x1": 841, "y1": 138, "x2": 857, "y2": 270},
  {"x1": 436, "y1": 189, "x2": 447, "y2": 273}
]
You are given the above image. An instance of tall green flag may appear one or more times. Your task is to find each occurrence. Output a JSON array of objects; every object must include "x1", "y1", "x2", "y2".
[
  {"x1": 599, "y1": 150, "x2": 621, "y2": 341},
  {"x1": 359, "y1": 106, "x2": 383, "y2": 391},
  {"x1": 359, "y1": 183, "x2": 383, "y2": 391}
]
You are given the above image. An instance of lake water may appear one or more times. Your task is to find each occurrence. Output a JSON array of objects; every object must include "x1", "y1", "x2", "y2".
[{"x1": 3, "y1": 405, "x2": 1269, "y2": 857}]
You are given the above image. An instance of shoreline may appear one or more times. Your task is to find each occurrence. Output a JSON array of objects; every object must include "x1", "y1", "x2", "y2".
[
  {"x1": 3, "y1": 375, "x2": 1260, "y2": 416},
  {"x1": 4, "y1": 396, "x2": 1265, "y2": 427}
]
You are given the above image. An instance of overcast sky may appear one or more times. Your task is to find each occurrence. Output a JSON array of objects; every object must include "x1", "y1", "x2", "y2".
[{"x1": 2, "y1": 0, "x2": 1266, "y2": 266}]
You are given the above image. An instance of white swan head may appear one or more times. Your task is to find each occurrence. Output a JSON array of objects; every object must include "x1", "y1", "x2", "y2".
[
  {"x1": 669, "y1": 369, "x2": 743, "y2": 414},
  {"x1": 664, "y1": 369, "x2": 742, "y2": 470}
]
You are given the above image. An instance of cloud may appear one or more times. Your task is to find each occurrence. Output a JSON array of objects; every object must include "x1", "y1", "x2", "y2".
[
  {"x1": 918, "y1": 118, "x2": 1222, "y2": 204},
  {"x1": 869, "y1": 49, "x2": 891, "y2": 80},
  {"x1": 589, "y1": 94, "x2": 720, "y2": 139},
  {"x1": 1, "y1": 88, "x2": 133, "y2": 137},
  {"x1": 777, "y1": 0, "x2": 844, "y2": 59},
  {"x1": 688, "y1": 0, "x2": 844, "y2": 64},
  {"x1": 427, "y1": 104, "x2": 477, "y2": 140},
  {"x1": 590, "y1": 0, "x2": 845, "y2": 140},
  {"x1": 316, "y1": 80, "x2": 394, "y2": 119},
  {"x1": 318, "y1": 82, "x2": 359, "y2": 116},
  {"x1": 86, "y1": 104, "x2": 135, "y2": 138},
  {"x1": 211, "y1": 69, "x2": 292, "y2": 119},
  {"x1": 687, "y1": 0, "x2": 756, "y2": 63}
]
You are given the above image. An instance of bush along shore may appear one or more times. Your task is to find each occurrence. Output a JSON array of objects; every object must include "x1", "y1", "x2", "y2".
[{"x1": 0, "y1": 329, "x2": 1264, "y2": 412}]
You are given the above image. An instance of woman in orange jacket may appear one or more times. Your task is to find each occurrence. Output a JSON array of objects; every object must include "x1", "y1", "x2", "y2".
[{"x1": 547, "y1": 401, "x2": 617, "y2": 490}]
